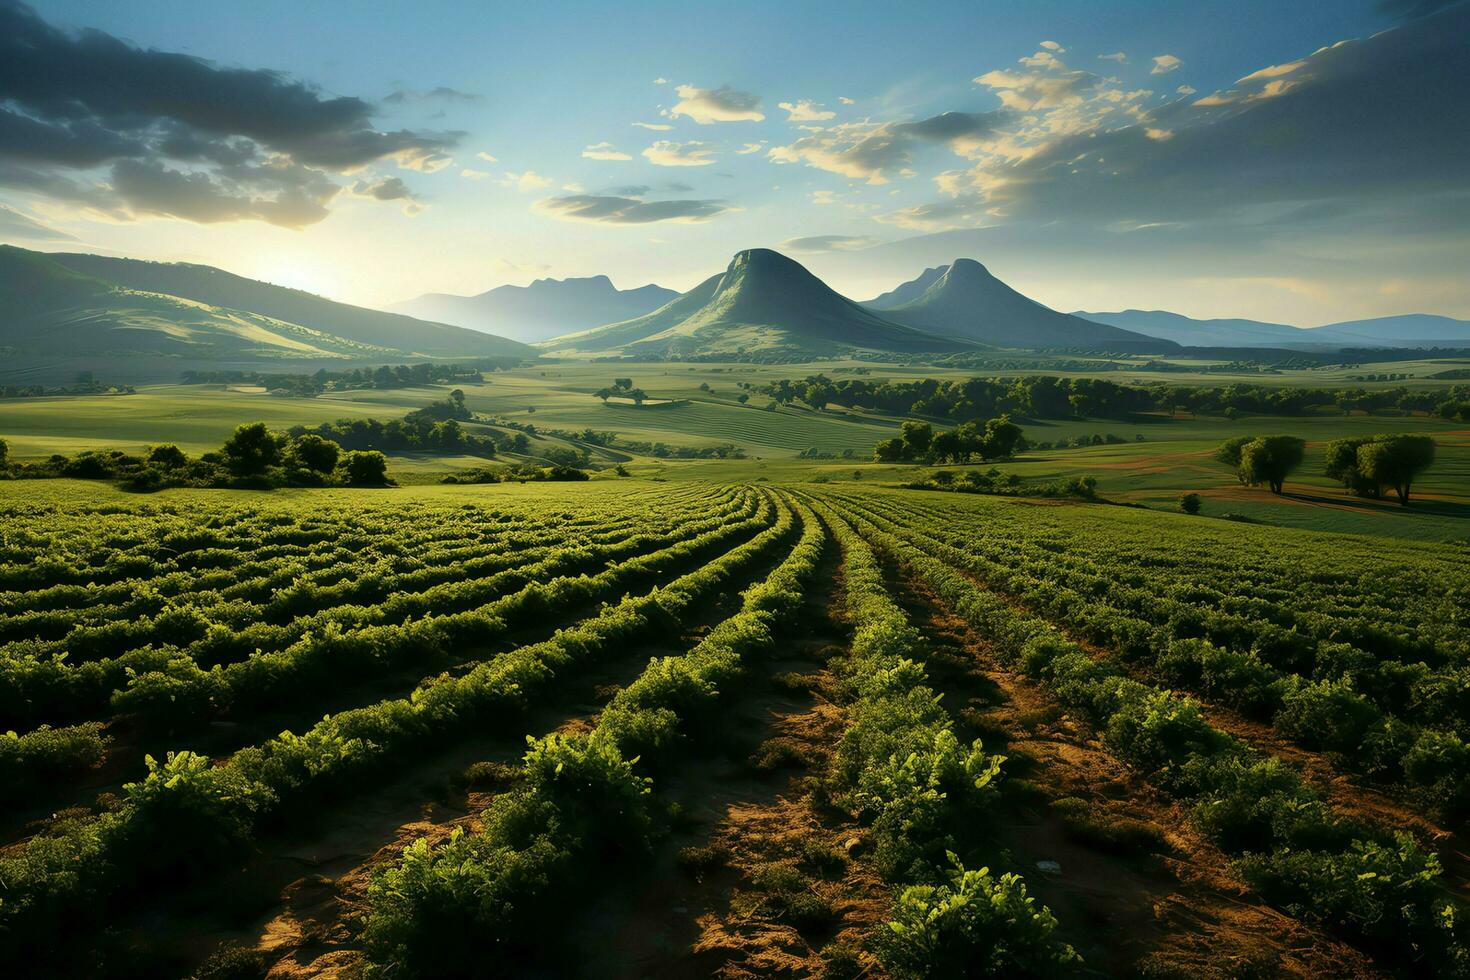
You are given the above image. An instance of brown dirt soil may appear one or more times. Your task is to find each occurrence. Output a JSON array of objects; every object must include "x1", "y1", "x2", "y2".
[{"x1": 888, "y1": 567, "x2": 1386, "y2": 979}]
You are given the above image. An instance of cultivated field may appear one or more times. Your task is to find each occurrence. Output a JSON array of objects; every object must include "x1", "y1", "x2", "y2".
[{"x1": 0, "y1": 479, "x2": 1465, "y2": 977}]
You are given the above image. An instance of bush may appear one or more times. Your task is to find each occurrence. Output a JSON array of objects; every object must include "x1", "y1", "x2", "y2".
[
  {"x1": 875, "y1": 855, "x2": 1080, "y2": 977},
  {"x1": 1178, "y1": 492, "x2": 1202, "y2": 515},
  {"x1": 340, "y1": 450, "x2": 390, "y2": 486}
]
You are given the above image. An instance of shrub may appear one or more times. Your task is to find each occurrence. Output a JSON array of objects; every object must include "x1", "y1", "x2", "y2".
[
  {"x1": 875, "y1": 855, "x2": 1080, "y2": 977},
  {"x1": 340, "y1": 450, "x2": 390, "y2": 486},
  {"x1": 1178, "y1": 492, "x2": 1202, "y2": 515}
]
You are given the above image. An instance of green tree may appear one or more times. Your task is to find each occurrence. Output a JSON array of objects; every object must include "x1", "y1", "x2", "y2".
[
  {"x1": 220, "y1": 422, "x2": 283, "y2": 476},
  {"x1": 900, "y1": 420, "x2": 933, "y2": 460},
  {"x1": 1239, "y1": 435, "x2": 1305, "y2": 494},
  {"x1": 147, "y1": 444, "x2": 188, "y2": 468},
  {"x1": 340, "y1": 450, "x2": 390, "y2": 485},
  {"x1": 978, "y1": 415, "x2": 1024, "y2": 460},
  {"x1": 930, "y1": 429, "x2": 962, "y2": 464},
  {"x1": 1215, "y1": 436, "x2": 1254, "y2": 484},
  {"x1": 874, "y1": 438, "x2": 906, "y2": 463},
  {"x1": 1357, "y1": 434, "x2": 1436, "y2": 505},
  {"x1": 1179, "y1": 492, "x2": 1202, "y2": 515},
  {"x1": 288, "y1": 434, "x2": 340, "y2": 474},
  {"x1": 1323, "y1": 437, "x2": 1378, "y2": 497},
  {"x1": 0, "y1": 437, "x2": 8, "y2": 468}
]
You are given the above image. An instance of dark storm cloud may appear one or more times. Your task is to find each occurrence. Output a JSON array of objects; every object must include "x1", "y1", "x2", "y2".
[
  {"x1": 533, "y1": 193, "x2": 734, "y2": 224},
  {"x1": 0, "y1": 0, "x2": 459, "y2": 225}
]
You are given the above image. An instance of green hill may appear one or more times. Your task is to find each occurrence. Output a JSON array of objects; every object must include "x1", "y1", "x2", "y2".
[
  {"x1": 544, "y1": 248, "x2": 974, "y2": 357},
  {"x1": 34, "y1": 248, "x2": 531, "y2": 358}
]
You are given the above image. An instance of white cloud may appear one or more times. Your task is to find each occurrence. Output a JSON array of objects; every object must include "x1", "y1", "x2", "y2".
[
  {"x1": 1176, "y1": 85, "x2": 1197, "y2": 96},
  {"x1": 642, "y1": 140, "x2": 718, "y2": 167},
  {"x1": 779, "y1": 99, "x2": 836, "y2": 121},
  {"x1": 501, "y1": 170, "x2": 553, "y2": 192},
  {"x1": 1150, "y1": 54, "x2": 1183, "y2": 74},
  {"x1": 778, "y1": 234, "x2": 880, "y2": 253},
  {"x1": 632, "y1": 121, "x2": 673, "y2": 131},
  {"x1": 736, "y1": 141, "x2": 766, "y2": 154},
  {"x1": 838, "y1": 96, "x2": 855, "y2": 105},
  {"x1": 1040, "y1": 41, "x2": 1065, "y2": 52},
  {"x1": 476, "y1": 151, "x2": 499, "y2": 163},
  {"x1": 669, "y1": 84, "x2": 764, "y2": 123},
  {"x1": 654, "y1": 77, "x2": 667, "y2": 85},
  {"x1": 1098, "y1": 52, "x2": 1128, "y2": 63},
  {"x1": 810, "y1": 189, "x2": 838, "y2": 204},
  {"x1": 460, "y1": 167, "x2": 493, "y2": 179},
  {"x1": 582, "y1": 142, "x2": 632, "y2": 161},
  {"x1": 533, "y1": 193, "x2": 736, "y2": 224},
  {"x1": 1238, "y1": 60, "x2": 1306, "y2": 83}
]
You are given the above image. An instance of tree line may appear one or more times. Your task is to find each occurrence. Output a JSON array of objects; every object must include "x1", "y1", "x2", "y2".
[
  {"x1": 179, "y1": 360, "x2": 506, "y2": 397},
  {"x1": 873, "y1": 417, "x2": 1025, "y2": 463},
  {"x1": 760, "y1": 374, "x2": 1470, "y2": 422}
]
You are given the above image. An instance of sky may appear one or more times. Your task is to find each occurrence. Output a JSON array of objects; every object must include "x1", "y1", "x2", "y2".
[{"x1": 1, "y1": 0, "x2": 1466, "y2": 326}]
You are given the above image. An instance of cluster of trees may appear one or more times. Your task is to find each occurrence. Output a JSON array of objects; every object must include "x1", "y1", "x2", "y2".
[
  {"x1": 1030, "y1": 432, "x2": 1143, "y2": 450},
  {"x1": 906, "y1": 468, "x2": 1100, "y2": 500},
  {"x1": 593, "y1": 378, "x2": 649, "y2": 404},
  {"x1": 760, "y1": 373, "x2": 1470, "y2": 422},
  {"x1": 1217, "y1": 432, "x2": 1437, "y2": 503},
  {"x1": 293, "y1": 392, "x2": 511, "y2": 459},
  {"x1": 180, "y1": 362, "x2": 501, "y2": 396},
  {"x1": 874, "y1": 417, "x2": 1025, "y2": 464},
  {"x1": 1325, "y1": 434, "x2": 1437, "y2": 505},
  {"x1": 0, "y1": 424, "x2": 391, "y2": 491},
  {"x1": 1, "y1": 373, "x2": 133, "y2": 398}
]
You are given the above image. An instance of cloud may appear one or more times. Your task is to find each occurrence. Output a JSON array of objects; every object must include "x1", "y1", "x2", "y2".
[
  {"x1": 768, "y1": 109, "x2": 1008, "y2": 184},
  {"x1": 872, "y1": 196, "x2": 988, "y2": 231},
  {"x1": 0, "y1": 2, "x2": 460, "y2": 228},
  {"x1": 502, "y1": 170, "x2": 553, "y2": 191},
  {"x1": 654, "y1": 77, "x2": 668, "y2": 85},
  {"x1": 533, "y1": 192, "x2": 735, "y2": 224},
  {"x1": 351, "y1": 175, "x2": 415, "y2": 201},
  {"x1": 642, "y1": 140, "x2": 717, "y2": 167},
  {"x1": 632, "y1": 122, "x2": 673, "y2": 131},
  {"x1": 1176, "y1": 85, "x2": 1197, "y2": 96},
  {"x1": 810, "y1": 190, "x2": 838, "y2": 205},
  {"x1": 1098, "y1": 52, "x2": 1128, "y2": 63},
  {"x1": 779, "y1": 100, "x2": 836, "y2": 121},
  {"x1": 975, "y1": 65, "x2": 1100, "y2": 109},
  {"x1": 736, "y1": 142, "x2": 766, "y2": 154},
  {"x1": 383, "y1": 87, "x2": 481, "y2": 105},
  {"x1": 1377, "y1": 0, "x2": 1467, "y2": 19},
  {"x1": 476, "y1": 151, "x2": 499, "y2": 162},
  {"x1": 838, "y1": 97, "x2": 855, "y2": 105},
  {"x1": 1150, "y1": 54, "x2": 1183, "y2": 74},
  {"x1": 778, "y1": 234, "x2": 879, "y2": 253},
  {"x1": 669, "y1": 84, "x2": 765, "y2": 123},
  {"x1": 1040, "y1": 41, "x2": 1066, "y2": 52},
  {"x1": 459, "y1": 167, "x2": 492, "y2": 179},
  {"x1": 0, "y1": 202, "x2": 75, "y2": 240},
  {"x1": 582, "y1": 142, "x2": 632, "y2": 161}
]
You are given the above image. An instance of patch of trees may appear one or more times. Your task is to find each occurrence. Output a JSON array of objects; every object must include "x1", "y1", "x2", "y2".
[
  {"x1": 874, "y1": 417, "x2": 1025, "y2": 463},
  {"x1": 1215, "y1": 435, "x2": 1306, "y2": 494},
  {"x1": 179, "y1": 361, "x2": 500, "y2": 396},
  {"x1": 593, "y1": 378, "x2": 649, "y2": 404},
  {"x1": 442, "y1": 464, "x2": 590, "y2": 484},
  {"x1": 905, "y1": 468, "x2": 1100, "y2": 500},
  {"x1": 1, "y1": 373, "x2": 134, "y2": 398},
  {"x1": 1325, "y1": 434, "x2": 1437, "y2": 505},
  {"x1": 761, "y1": 373, "x2": 1470, "y2": 422},
  {"x1": 0, "y1": 424, "x2": 392, "y2": 491},
  {"x1": 293, "y1": 392, "x2": 506, "y2": 459}
]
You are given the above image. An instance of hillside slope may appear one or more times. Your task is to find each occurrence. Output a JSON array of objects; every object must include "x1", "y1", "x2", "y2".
[
  {"x1": 1079, "y1": 309, "x2": 1470, "y2": 349},
  {"x1": 45, "y1": 249, "x2": 530, "y2": 357},
  {"x1": 546, "y1": 249, "x2": 973, "y2": 356},
  {"x1": 396, "y1": 276, "x2": 677, "y2": 343},
  {"x1": 874, "y1": 259, "x2": 1176, "y2": 351}
]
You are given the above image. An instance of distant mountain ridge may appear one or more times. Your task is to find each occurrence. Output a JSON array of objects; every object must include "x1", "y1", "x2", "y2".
[
  {"x1": 2, "y1": 246, "x2": 532, "y2": 361},
  {"x1": 1077, "y1": 309, "x2": 1470, "y2": 349},
  {"x1": 396, "y1": 275, "x2": 679, "y2": 343},
  {"x1": 545, "y1": 248, "x2": 974, "y2": 357},
  {"x1": 868, "y1": 259, "x2": 1177, "y2": 352}
]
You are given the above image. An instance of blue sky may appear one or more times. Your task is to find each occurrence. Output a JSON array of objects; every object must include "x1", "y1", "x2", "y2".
[{"x1": 3, "y1": 0, "x2": 1466, "y2": 324}]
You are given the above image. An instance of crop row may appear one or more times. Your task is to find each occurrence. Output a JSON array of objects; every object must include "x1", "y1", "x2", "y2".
[
  {"x1": 0, "y1": 491, "x2": 767, "y2": 732},
  {"x1": 833, "y1": 490, "x2": 1470, "y2": 819},
  {"x1": 807, "y1": 498, "x2": 1079, "y2": 977},
  {"x1": 827, "y1": 497, "x2": 1466, "y2": 973},
  {"x1": 0, "y1": 488, "x2": 799, "y2": 967},
  {"x1": 360, "y1": 492, "x2": 827, "y2": 975}
]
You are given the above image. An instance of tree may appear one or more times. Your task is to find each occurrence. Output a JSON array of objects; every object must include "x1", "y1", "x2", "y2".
[
  {"x1": 613, "y1": 378, "x2": 633, "y2": 390},
  {"x1": 1238, "y1": 435, "x2": 1305, "y2": 494},
  {"x1": 900, "y1": 420, "x2": 933, "y2": 460},
  {"x1": 874, "y1": 438, "x2": 906, "y2": 462},
  {"x1": 340, "y1": 450, "x2": 389, "y2": 485},
  {"x1": 287, "y1": 434, "x2": 339, "y2": 474},
  {"x1": 147, "y1": 444, "x2": 188, "y2": 468},
  {"x1": 594, "y1": 387, "x2": 615, "y2": 403},
  {"x1": 979, "y1": 415, "x2": 1024, "y2": 460},
  {"x1": 736, "y1": 393, "x2": 749, "y2": 405},
  {"x1": 626, "y1": 388, "x2": 648, "y2": 406},
  {"x1": 1324, "y1": 437, "x2": 1379, "y2": 497},
  {"x1": 0, "y1": 437, "x2": 7, "y2": 468},
  {"x1": 1356, "y1": 434, "x2": 1435, "y2": 505},
  {"x1": 930, "y1": 429, "x2": 962, "y2": 464},
  {"x1": 1215, "y1": 436, "x2": 1254, "y2": 484},
  {"x1": 220, "y1": 422, "x2": 283, "y2": 475},
  {"x1": 1179, "y1": 492, "x2": 1202, "y2": 515}
]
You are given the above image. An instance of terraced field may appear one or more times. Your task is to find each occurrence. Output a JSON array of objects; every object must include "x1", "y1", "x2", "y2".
[{"x1": 1, "y1": 482, "x2": 1465, "y2": 977}]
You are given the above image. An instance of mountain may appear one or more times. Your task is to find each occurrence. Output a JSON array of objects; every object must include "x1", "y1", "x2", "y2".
[
  {"x1": 870, "y1": 259, "x2": 1177, "y2": 351},
  {"x1": 544, "y1": 248, "x2": 975, "y2": 357},
  {"x1": 1076, "y1": 309, "x2": 1470, "y2": 349},
  {"x1": 396, "y1": 276, "x2": 679, "y2": 343},
  {"x1": 1, "y1": 246, "x2": 533, "y2": 361},
  {"x1": 42, "y1": 249, "x2": 531, "y2": 358},
  {"x1": 864, "y1": 265, "x2": 946, "y2": 310}
]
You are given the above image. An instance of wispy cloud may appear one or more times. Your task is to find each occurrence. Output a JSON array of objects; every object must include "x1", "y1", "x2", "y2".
[
  {"x1": 533, "y1": 192, "x2": 736, "y2": 224},
  {"x1": 582, "y1": 142, "x2": 632, "y2": 161},
  {"x1": 669, "y1": 84, "x2": 764, "y2": 123},
  {"x1": 779, "y1": 100, "x2": 836, "y2": 121},
  {"x1": 642, "y1": 140, "x2": 718, "y2": 167}
]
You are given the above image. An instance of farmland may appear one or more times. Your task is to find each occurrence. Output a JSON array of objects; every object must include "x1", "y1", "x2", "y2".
[{"x1": 0, "y1": 476, "x2": 1465, "y2": 978}]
